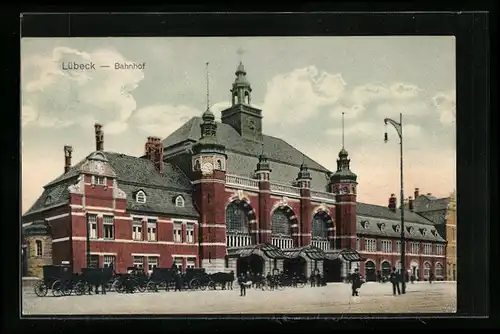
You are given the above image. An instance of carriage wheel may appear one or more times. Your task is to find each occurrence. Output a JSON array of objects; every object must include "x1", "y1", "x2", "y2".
[
  {"x1": 146, "y1": 281, "x2": 158, "y2": 292},
  {"x1": 61, "y1": 284, "x2": 72, "y2": 296},
  {"x1": 51, "y1": 280, "x2": 63, "y2": 297},
  {"x1": 114, "y1": 282, "x2": 124, "y2": 293},
  {"x1": 189, "y1": 279, "x2": 200, "y2": 290},
  {"x1": 74, "y1": 282, "x2": 85, "y2": 296},
  {"x1": 136, "y1": 281, "x2": 146, "y2": 293},
  {"x1": 110, "y1": 279, "x2": 119, "y2": 292},
  {"x1": 34, "y1": 280, "x2": 48, "y2": 297},
  {"x1": 208, "y1": 281, "x2": 216, "y2": 290}
]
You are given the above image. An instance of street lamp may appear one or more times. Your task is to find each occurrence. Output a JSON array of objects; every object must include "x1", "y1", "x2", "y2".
[{"x1": 384, "y1": 113, "x2": 406, "y2": 294}]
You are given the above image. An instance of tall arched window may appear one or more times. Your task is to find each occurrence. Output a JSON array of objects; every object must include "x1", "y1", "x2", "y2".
[
  {"x1": 424, "y1": 262, "x2": 432, "y2": 279},
  {"x1": 271, "y1": 208, "x2": 293, "y2": 249},
  {"x1": 35, "y1": 240, "x2": 43, "y2": 257},
  {"x1": 435, "y1": 262, "x2": 444, "y2": 278},
  {"x1": 271, "y1": 208, "x2": 291, "y2": 236},
  {"x1": 226, "y1": 202, "x2": 249, "y2": 233},
  {"x1": 312, "y1": 214, "x2": 328, "y2": 239},
  {"x1": 226, "y1": 201, "x2": 251, "y2": 247}
]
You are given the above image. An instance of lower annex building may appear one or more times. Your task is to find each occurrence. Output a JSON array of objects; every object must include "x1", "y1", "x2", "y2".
[{"x1": 22, "y1": 62, "x2": 448, "y2": 281}]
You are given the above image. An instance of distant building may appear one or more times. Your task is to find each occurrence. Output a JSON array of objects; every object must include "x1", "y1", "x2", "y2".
[
  {"x1": 411, "y1": 188, "x2": 456, "y2": 281},
  {"x1": 21, "y1": 62, "x2": 447, "y2": 282}
]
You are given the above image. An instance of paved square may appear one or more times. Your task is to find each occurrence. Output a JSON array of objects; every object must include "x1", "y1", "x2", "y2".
[{"x1": 22, "y1": 282, "x2": 456, "y2": 315}]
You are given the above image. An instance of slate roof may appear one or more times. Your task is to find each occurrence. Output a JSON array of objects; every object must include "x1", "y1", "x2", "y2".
[
  {"x1": 414, "y1": 196, "x2": 450, "y2": 213},
  {"x1": 24, "y1": 179, "x2": 75, "y2": 216},
  {"x1": 412, "y1": 196, "x2": 450, "y2": 226},
  {"x1": 356, "y1": 202, "x2": 445, "y2": 242},
  {"x1": 24, "y1": 151, "x2": 198, "y2": 218},
  {"x1": 162, "y1": 117, "x2": 332, "y2": 191}
]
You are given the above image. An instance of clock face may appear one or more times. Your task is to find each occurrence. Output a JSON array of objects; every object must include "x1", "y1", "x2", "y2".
[{"x1": 201, "y1": 162, "x2": 214, "y2": 175}]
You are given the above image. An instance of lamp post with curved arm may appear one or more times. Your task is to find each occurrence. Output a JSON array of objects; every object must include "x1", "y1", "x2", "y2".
[{"x1": 384, "y1": 113, "x2": 406, "y2": 294}]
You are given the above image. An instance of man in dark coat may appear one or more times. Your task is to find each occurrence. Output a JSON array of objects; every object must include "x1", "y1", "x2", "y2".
[
  {"x1": 238, "y1": 273, "x2": 247, "y2": 296},
  {"x1": 390, "y1": 267, "x2": 401, "y2": 295},
  {"x1": 351, "y1": 268, "x2": 362, "y2": 296}
]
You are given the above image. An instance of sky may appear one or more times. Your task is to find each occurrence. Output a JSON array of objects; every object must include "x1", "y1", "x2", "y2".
[{"x1": 21, "y1": 37, "x2": 456, "y2": 214}]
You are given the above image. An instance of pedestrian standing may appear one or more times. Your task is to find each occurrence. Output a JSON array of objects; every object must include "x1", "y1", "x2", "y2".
[
  {"x1": 390, "y1": 267, "x2": 401, "y2": 295},
  {"x1": 351, "y1": 268, "x2": 361, "y2": 296},
  {"x1": 239, "y1": 273, "x2": 247, "y2": 297}
]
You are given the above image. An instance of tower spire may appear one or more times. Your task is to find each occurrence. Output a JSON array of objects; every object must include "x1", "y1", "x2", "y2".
[
  {"x1": 237, "y1": 47, "x2": 245, "y2": 63},
  {"x1": 206, "y1": 62, "x2": 210, "y2": 111},
  {"x1": 342, "y1": 112, "x2": 345, "y2": 149}
]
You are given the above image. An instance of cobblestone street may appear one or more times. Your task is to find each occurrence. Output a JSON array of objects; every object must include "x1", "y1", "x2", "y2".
[{"x1": 22, "y1": 282, "x2": 456, "y2": 315}]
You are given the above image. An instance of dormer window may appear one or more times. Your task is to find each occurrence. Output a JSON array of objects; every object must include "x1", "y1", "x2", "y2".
[
  {"x1": 44, "y1": 196, "x2": 53, "y2": 206},
  {"x1": 431, "y1": 229, "x2": 437, "y2": 236},
  {"x1": 360, "y1": 220, "x2": 370, "y2": 229},
  {"x1": 422, "y1": 228, "x2": 427, "y2": 236},
  {"x1": 408, "y1": 226, "x2": 415, "y2": 234},
  {"x1": 136, "y1": 191, "x2": 146, "y2": 204},
  {"x1": 394, "y1": 224, "x2": 401, "y2": 233},
  {"x1": 379, "y1": 223, "x2": 386, "y2": 231},
  {"x1": 175, "y1": 196, "x2": 185, "y2": 208}
]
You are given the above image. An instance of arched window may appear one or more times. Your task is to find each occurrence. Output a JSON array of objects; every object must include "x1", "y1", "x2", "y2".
[
  {"x1": 44, "y1": 196, "x2": 52, "y2": 206},
  {"x1": 435, "y1": 262, "x2": 444, "y2": 278},
  {"x1": 312, "y1": 214, "x2": 328, "y2": 239},
  {"x1": 175, "y1": 196, "x2": 185, "y2": 208},
  {"x1": 216, "y1": 159, "x2": 222, "y2": 170},
  {"x1": 136, "y1": 191, "x2": 146, "y2": 204},
  {"x1": 194, "y1": 160, "x2": 201, "y2": 171},
  {"x1": 35, "y1": 240, "x2": 43, "y2": 257},
  {"x1": 424, "y1": 262, "x2": 432, "y2": 278},
  {"x1": 271, "y1": 208, "x2": 291, "y2": 236},
  {"x1": 226, "y1": 201, "x2": 249, "y2": 233}
]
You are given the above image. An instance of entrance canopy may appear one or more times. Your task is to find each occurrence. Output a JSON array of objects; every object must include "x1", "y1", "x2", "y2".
[
  {"x1": 282, "y1": 245, "x2": 327, "y2": 260},
  {"x1": 227, "y1": 243, "x2": 287, "y2": 259},
  {"x1": 324, "y1": 249, "x2": 364, "y2": 262},
  {"x1": 227, "y1": 244, "x2": 364, "y2": 262}
]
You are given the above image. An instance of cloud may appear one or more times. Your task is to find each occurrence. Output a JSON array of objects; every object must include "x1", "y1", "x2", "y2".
[
  {"x1": 432, "y1": 90, "x2": 456, "y2": 126},
  {"x1": 261, "y1": 66, "x2": 346, "y2": 124},
  {"x1": 131, "y1": 104, "x2": 201, "y2": 137},
  {"x1": 22, "y1": 46, "x2": 145, "y2": 134}
]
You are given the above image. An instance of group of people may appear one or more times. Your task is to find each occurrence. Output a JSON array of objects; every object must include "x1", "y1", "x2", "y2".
[{"x1": 350, "y1": 267, "x2": 406, "y2": 297}]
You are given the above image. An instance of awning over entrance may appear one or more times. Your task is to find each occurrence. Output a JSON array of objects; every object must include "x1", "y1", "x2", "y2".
[
  {"x1": 282, "y1": 245, "x2": 327, "y2": 260},
  {"x1": 324, "y1": 249, "x2": 364, "y2": 262},
  {"x1": 227, "y1": 243, "x2": 287, "y2": 259}
]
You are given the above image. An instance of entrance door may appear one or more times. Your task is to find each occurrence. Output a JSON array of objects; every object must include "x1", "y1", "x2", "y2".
[
  {"x1": 323, "y1": 259, "x2": 342, "y2": 282},
  {"x1": 283, "y1": 257, "x2": 307, "y2": 277},
  {"x1": 381, "y1": 261, "x2": 392, "y2": 278},
  {"x1": 237, "y1": 254, "x2": 264, "y2": 276},
  {"x1": 365, "y1": 261, "x2": 376, "y2": 282}
]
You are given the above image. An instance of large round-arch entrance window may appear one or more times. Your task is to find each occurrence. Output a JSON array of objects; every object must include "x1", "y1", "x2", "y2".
[
  {"x1": 271, "y1": 207, "x2": 293, "y2": 249},
  {"x1": 226, "y1": 201, "x2": 252, "y2": 248}
]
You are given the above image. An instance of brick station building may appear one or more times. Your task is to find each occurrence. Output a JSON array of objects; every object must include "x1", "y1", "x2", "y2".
[{"x1": 22, "y1": 62, "x2": 447, "y2": 281}]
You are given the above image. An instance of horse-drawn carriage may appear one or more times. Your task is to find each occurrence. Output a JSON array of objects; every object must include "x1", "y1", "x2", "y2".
[
  {"x1": 110, "y1": 267, "x2": 148, "y2": 293},
  {"x1": 33, "y1": 265, "x2": 85, "y2": 297},
  {"x1": 80, "y1": 267, "x2": 114, "y2": 294},
  {"x1": 146, "y1": 267, "x2": 178, "y2": 292}
]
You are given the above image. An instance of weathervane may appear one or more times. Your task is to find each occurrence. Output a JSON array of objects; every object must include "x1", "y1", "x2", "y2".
[
  {"x1": 237, "y1": 48, "x2": 245, "y2": 62},
  {"x1": 342, "y1": 112, "x2": 345, "y2": 149},
  {"x1": 205, "y1": 62, "x2": 210, "y2": 111}
]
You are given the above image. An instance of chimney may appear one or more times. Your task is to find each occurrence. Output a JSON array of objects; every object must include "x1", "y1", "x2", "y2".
[
  {"x1": 408, "y1": 196, "x2": 414, "y2": 212},
  {"x1": 426, "y1": 192, "x2": 432, "y2": 196},
  {"x1": 94, "y1": 123, "x2": 104, "y2": 151},
  {"x1": 64, "y1": 145, "x2": 73, "y2": 173},
  {"x1": 388, "y1": 194, "x2": 397, "y2": 212},
  {"x1": 414, "y1": 187, "x2": 420, "y2": 198},
  {"x1": 145, "y1": 136, "x2": 164, "y2": 174}
]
